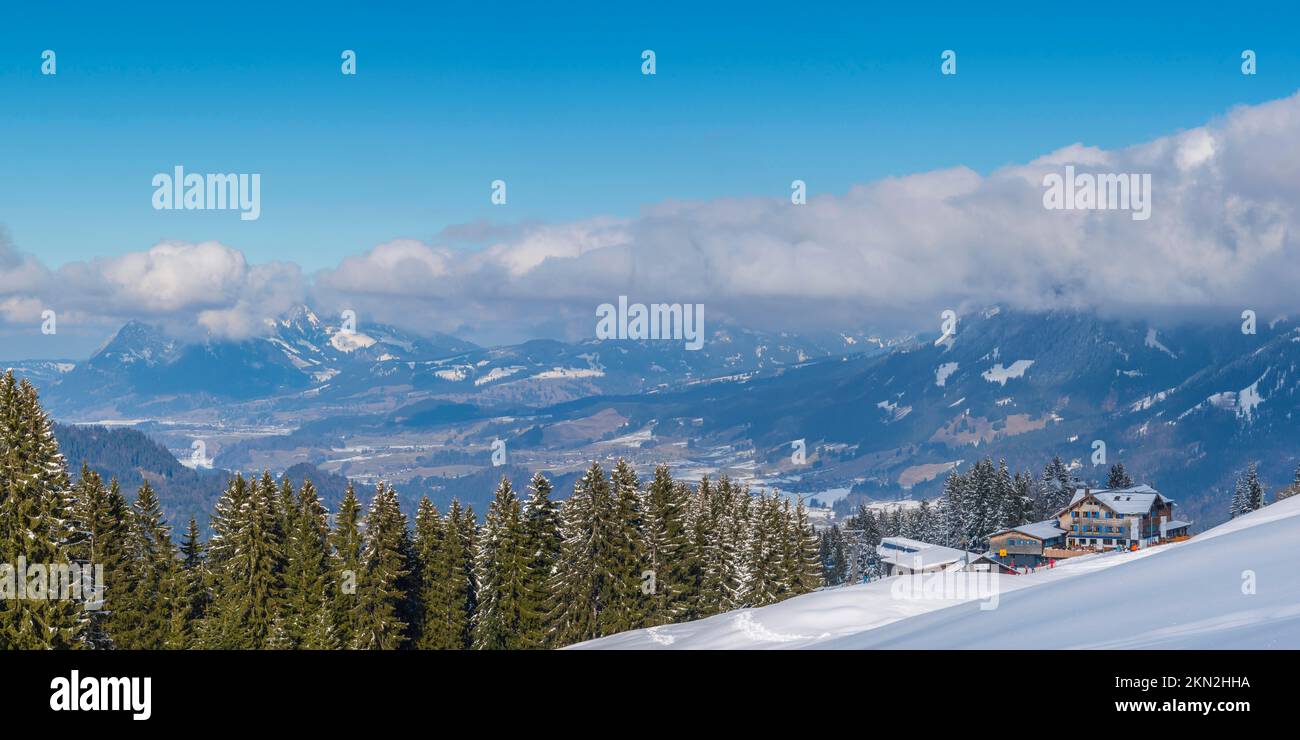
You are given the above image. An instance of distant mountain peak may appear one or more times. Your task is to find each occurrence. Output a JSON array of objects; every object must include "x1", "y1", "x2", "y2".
[
  {"x1": 281, "y1": 303, "x2": 323, "y2": 328},
  {"x1": 92, "y1": 319, "x2": 180, "y2": 367}
]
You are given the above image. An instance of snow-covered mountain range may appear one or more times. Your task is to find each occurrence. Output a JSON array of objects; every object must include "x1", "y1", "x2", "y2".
[
  {"x1": 9, "y1": 305, "x2": 1299, "y2": 529},
  {"x1": 27, "y1": 305, "x2": 900, "y2": 418},
  {"x1": 497, "y1": 306, "x2": 1300, "y2": 525}
]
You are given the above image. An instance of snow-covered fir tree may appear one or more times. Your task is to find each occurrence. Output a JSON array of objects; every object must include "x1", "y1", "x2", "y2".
[
  {"x1": 520, "y1": 472, "x2": 561, "y2": 646},
  {"x1": 473, "y1": 476, "x2": 532, "y2": 649},
  {"x1": 639, "y1": 465, "x2": 690, "y2": 626},
  {"x1": 69, "y1": 467, "x2": 129, "y2": 649},
  {"x1": 352, "y1": 482, "x2": 412, "y2": 649},
  {"x1": 1107, "y1": 463, "x2": 1134, "y2": 489},
  {"x1": 0, "y1": 372, "x2": 83, "y2": 648}
]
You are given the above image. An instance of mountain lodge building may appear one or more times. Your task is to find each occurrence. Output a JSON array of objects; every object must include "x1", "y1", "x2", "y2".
[
  {"x1": 985, "y1": 484, "x2": 1193, "y2": 570},
  {"x1": 1059, "y1": 484, "x2": 1191, "y2": 550}
]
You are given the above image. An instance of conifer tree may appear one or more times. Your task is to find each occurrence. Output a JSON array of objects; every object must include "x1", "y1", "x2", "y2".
[
  {"x1": 1000, "y1": 468, "x2": 1033, "y2": 528},
  {"x1": 411, "y1": 496, "x2": 444, "y2": 649},
  {"x1": 992, "y1": 460, "x2": 1016, "y2": 529},
  {"x1": 606, "y1": 459, "x2": 648, "y2": 632},
  {"x1": 277, "y1": 478, "x2": 297, "y2": 539},
  {"x1": 697, "y1": 475, "x2": 744, "y2": 615},
  {"x1": 744, "y1": 492, "x2": 783, "y2": 607},
  {"x1": 422, "y1": 499, "x2": 473, "y2": 649},
  {"x1": 328, "y1": 482, "x2": 363, "y2": 647},
  {"x1": 115, "y1": 482, "x2": 178, "y2": 649},
  {"x1": 821, "y1": 525, "x2": 847, "y2": 585},
  {"x1": 1230, "y1": 474, "x2": 1249, "y2": 519},
  {"x1": 968, "y1": 459, "x2": 999, "y2": 549},
  {"x1": 195, "y1": 475, "x2": 241, "y2": 647},
  {"x1": 719, "y1": 478, "x2": 752, "y2": 611},
  {"x1": 1040, "y1": 455, "x2": 1076, "y2": 517},
  {"x1": 205, "y1": 474, "x2": 248, "y2": 571},
  {"x1": 206, "y1": 472, "x2": 286, "y2": 648},
  {"x1": 69, "y1": 468, "x2": 129, "y2": 649},
  {"x1": 676, "y1": 477, "x2": 711, "y2": 621},
  {"x1": 777, "y1": 498, "x2": 799, "y2": 596},
  {"x1": 847, "y1": 505, "x2": 883, "y2": 581},
  {"x1": 458, "y1": 504, "x2": 479, "y2": 647},
  {"x1": 0, "y1": 373, "x2": 83, "y2": 648},
  {"x1": 1229, "y1": 463, "x2": 1266, "y2": 519},
  {"x1": 940, "y1": 469, "x2": 965, "y2": 547},
  {"x1": 473, "y1": 476, "x2": 532, "y2": 649},
  {"x1": 283, "y1": 480, "x2": 335, "y2": 648},
  {"x1": 520, "y1": 472, "x2": 561, "y2": 646},
  {"x1": 639, "y1": 465, "x2": 690, "y2": 626},
  {"x1": 916, "y1": 498, "x2": 942, "y2": 544},
  {"x1": 352, "y1": 482, "x2": 411, "y2": 649},
  {"x1": 885, "y1": 506, "x2": 903, "y2": 537},
  {"x1": 179, "y1": 516, "x2": 203, "y2": 573},
  {"x1": 549, "y1": 462, "x2": 620, "y2": 645},
  {"x1": 1107, "y1": 463, "x2": 1133, "y2": 489},
  {"x1": 168, "y1": 516, "x2": 207, "y2": 649},
  {"x1": 1243, "y1": 462, "x2": 1266, "y2": 513},
  {"x1": 789, "y1": 497, "x2": 823, "y2": 594}
]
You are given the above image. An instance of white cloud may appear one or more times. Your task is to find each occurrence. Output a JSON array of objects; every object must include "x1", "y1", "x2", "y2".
[
  {"x1": 315, "y1": 92, "x2": 1300, "y2": 340},
  {"x1": 1, "y1": 239, "x2": 305, "y2": 342},
  {"x1": 6, "y1": 90, "x2": 1300, "y2": 349}
]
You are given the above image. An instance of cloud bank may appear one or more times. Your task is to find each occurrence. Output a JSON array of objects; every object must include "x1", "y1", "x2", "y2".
[{"x1": 4, "y1": 91, "x2": 1300, "y2": 351}]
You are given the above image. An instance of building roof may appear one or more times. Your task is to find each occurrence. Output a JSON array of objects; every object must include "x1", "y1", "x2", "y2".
[
  {"x1": 1163, "y1": 519, "x2": 1192, "y2": 531},
  {"x1": 877, "y1": 538, "x2": 978, "y2": 569},
  {"x1": 878, "y1": 536, "x2": 934, "y2": 553},
  {"x1": 1068, "y1": 485, "x2": 1174, "y2": 516},
  {"x1": 989, "y1": 518, "x2": 1066, "y2": 541}
]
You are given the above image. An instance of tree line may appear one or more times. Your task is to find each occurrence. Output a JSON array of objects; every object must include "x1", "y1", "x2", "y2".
[{"x1": 0, "y1": 371, "x2": 822, "y2": 650}]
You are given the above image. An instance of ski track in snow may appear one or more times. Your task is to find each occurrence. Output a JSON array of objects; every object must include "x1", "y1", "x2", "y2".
[
  {"x1": 645, "y1": 626, "x2": 675, "y2": 646},
  {"x1": 733, "y1": 611, "x2": 813, "y2": 644}
]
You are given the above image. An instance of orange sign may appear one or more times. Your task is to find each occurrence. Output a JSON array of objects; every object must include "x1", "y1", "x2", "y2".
[{"x1": 998, "y1": 548, "x2": 1007, "y2": 557}]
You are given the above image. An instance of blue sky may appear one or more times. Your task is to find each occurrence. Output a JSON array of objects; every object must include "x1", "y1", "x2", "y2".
[{"x1": 3, "y1": 1, "x2": 1299, "y2": 271}]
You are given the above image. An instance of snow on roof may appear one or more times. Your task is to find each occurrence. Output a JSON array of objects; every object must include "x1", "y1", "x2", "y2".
[
  {"x1": 1069, "y1": 485, "x2": 1173, "y2": 515},
  {"x1": 991, "y1": 518, "x2": 1066, "y2": 541},
  {"x1": 1164, "y1": 519, "x2": 1192, "y2": 530},
  {"x1": 877, "y1": 538, "x2": 978, "y2": 569},
  {"x1": 878, "y1": 536, "x2": 934, "y2": 552}
]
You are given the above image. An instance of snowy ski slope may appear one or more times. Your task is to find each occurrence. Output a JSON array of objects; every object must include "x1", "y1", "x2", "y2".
[{"x1": 574, "y1": 495, "x2": 1300, "y2": 649}]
